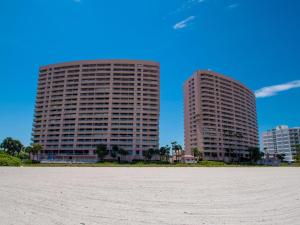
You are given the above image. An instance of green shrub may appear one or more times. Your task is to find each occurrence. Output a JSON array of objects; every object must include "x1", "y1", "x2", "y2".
[
  {"x1": 17, "y1": 150, "x2": 30, "y2": 160},
  {"x1": 198, "y1": 160, "x2": 227, "y2": 167},
  {"x1": 22, "y1": 159, "x2": 40, "y2": 164},
  {"x1": 0, "y1": 153, "x2": 21, "y2": 166}
]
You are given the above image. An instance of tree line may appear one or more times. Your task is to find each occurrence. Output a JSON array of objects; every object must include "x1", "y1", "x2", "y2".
[
  {"x1": 0, "y1": 137, "x2": 184, "y2": 163},
  {"x1": 96, "y1": 141, "x2": 183, "y2": 162},
  {"x1": 0, "y1": 137, "x2": 42, "y2": 161},
  {"x1": 1, "y1": 136, "x2": 300, "y2": 164}
]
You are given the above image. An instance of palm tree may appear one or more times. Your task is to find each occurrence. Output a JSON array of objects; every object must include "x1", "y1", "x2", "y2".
[
  {"x1": 159, "y1": 145, "x2": 170, "y2": 162},
  {"x1": 192, "y1": 147, "x2": 200, "y2": 162},
  {"x1": 171, "y1": 141, "x2": 182, "y2": 162},
  {"x1": 144, "y1": 148, "x2": 160, "y2": 161},
  {"x1": 276, "y1": 153, "x2": 285, "y2": 162},
  {"x1": 247, "y1": 147, "x2": 262, "y2": 163},
  {"x1": 118, "y1": 148, "x2": 129, "y2": 162},
  {"x1": 111, "y1": 145, "x2": 119, "y2": 160},
  {"x1": 30, "y1": 144, "x2": 43, "y2": 161},
  {"x1": 143, "y1": 149, "x2": 153, "y2": 161},
  {"x1": 96, "y1": 144, "x2": 108, "y2": 162}
]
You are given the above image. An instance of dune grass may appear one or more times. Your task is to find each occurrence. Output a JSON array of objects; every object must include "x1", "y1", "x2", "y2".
[
  {"x1": 0, "y1": 156, "x2": 297, "y2": 167},
  {"x1": 22, "y1": 160, "x2": 279, "y2": 167},
  {"x1": 0, "y1": 153, "x2": 21, "y2": 166}
]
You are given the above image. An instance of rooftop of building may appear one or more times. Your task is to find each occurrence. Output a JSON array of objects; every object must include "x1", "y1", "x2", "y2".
[
  {"x1": 40, "y1": 59, "x2": 160, "y2": 69},
  {"x1": 184, "y1": 69, "x2": 254, "y2": 95}
]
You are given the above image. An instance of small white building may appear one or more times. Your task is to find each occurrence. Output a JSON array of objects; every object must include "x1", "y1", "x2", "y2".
[
  {"x1": 262, "y1": 125, "x2": 300, "y2": 162},
  {"x1": 181, "y1": 155, "x2": 196, "y2": 164}
]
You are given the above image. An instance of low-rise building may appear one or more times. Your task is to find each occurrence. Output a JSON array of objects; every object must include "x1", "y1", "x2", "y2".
[
  {"x1": 262, "y1": 125, "x2": 300, "y2": 162},
  {"x1": 181, "y1": 155, "x2": 196, "y2": 163}
]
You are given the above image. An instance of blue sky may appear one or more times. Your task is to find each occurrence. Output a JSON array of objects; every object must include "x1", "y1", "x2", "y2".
[{"x1": 0, "y1": 0, "x2": 300, "y2": 147}]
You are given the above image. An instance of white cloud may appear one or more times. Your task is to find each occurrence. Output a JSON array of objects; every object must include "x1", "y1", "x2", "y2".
[
  {"x1": 255, "y1": 80, "x2": 300, "y2": 98},
  {"x1": 227, "y1": 3, "x2": 239, "y2": 9},
  {"x1": 173, "y1": 16, "x2": 195, "y2": 30}
]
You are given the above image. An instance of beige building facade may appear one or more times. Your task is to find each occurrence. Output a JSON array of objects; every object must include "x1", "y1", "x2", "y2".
[
  {"x1": 32, "y1": 60, "x2": 160, "y2": 162},
  {"x1": 184, "y1": 70, "x2": 258, "y2": 161}
]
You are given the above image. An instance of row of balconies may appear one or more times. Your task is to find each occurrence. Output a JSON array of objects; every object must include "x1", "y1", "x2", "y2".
[
  {"x1": 33, "y1": 123, "x2": 158, "y2": 133},
  {"x1": 34, "y1": 112, "x2": 158, "y2": 120}
]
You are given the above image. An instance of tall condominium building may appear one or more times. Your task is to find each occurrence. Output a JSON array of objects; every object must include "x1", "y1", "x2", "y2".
[
  {"x1": 262, "y1": 125, "x2": 300, "y2": 162},
  {"x1": 32, "y1": 60, "x2": 160, "y2": 162},
  {"x1": 184, "y1": 70, "x2": 259, "y2": 161}
]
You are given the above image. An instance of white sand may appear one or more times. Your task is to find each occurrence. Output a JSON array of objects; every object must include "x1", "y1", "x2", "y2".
[{"x1": 0, "y1": 167, "x2": 300, "y2": 225}]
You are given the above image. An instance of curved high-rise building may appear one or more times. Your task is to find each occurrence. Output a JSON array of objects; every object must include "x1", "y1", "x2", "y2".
[
  {"x1": 32, "y1": 60, "x2": 160, "y2": 162},
  {"x1": 184, "y1": 70, "x2": 258, "y2": 161}
]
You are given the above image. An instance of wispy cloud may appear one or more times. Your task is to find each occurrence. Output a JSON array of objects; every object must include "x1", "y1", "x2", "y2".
[
  {"x1": 255, "y1": 80, "x2": 300, "y2": 98},
  {"x1": 173, "y1": 16, "x2": 195, "y2": 30},
  {"x1": 73, "y1": 0, "x2": 81, "y2": 3},
  {"x1": 227, "y1": 3, "x2": 239, "y2": 9}
]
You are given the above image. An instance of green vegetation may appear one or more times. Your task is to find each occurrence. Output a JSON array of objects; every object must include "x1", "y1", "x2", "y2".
[
  {"x1": 0, "y1": 137, "x2": 44, "y2": 166},
  {"x1": 0, "y1": 137, "x2": 23, "y2": 156},
  {"x1": 0, "y1": 153, "x2": 21, "y2": 166},
  {"x1": 0, "y1": 136, "x2": 299, "y2": 167},
  {"x1": 276, "y1": 153, "x2": 286, "y2": 161},
  {"x1": 106, "y1": 145, "x2": 129, "y2": 162},
  {"x1": 96, "y1": 144, "x2": 109, "y2": 161},
  {"x1": 294, "y1": 144, "x2": 300, "y2": 164},
  {"x1": 25, "y1": 144, "x2": 43, "y2": 161},
  {"x1": 159, "y1": 145, "x2": 170, "y2": 162},
  {"x1": 247, "y1": 147, "x2": 264, "y2": 162},
  {"x1": 117, "y1": 148, "x2": 129, "y2": 161},
  {"x1": 142, "y1": 148, "x2": 157, "y2": 161},
  {"x1": 22, "y1": 160, "x2": 300, "y2": 167},
  {"x1": 192, "y1": 147, "x2": 203, "y2": 162},
  {"x1": 110, "y1": 145, "x2": 119, "y2": 159},
  {"x1": 171, "y1": 141, "x2": 183, "y2": 162},
  {"x1": 22, "y1": 159, "x2": 40, "y2": 164}
]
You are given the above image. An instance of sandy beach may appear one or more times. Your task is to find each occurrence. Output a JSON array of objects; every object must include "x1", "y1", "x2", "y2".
[{"x1": 0, "y1": 167, "x2": 299, "y2": 225}]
